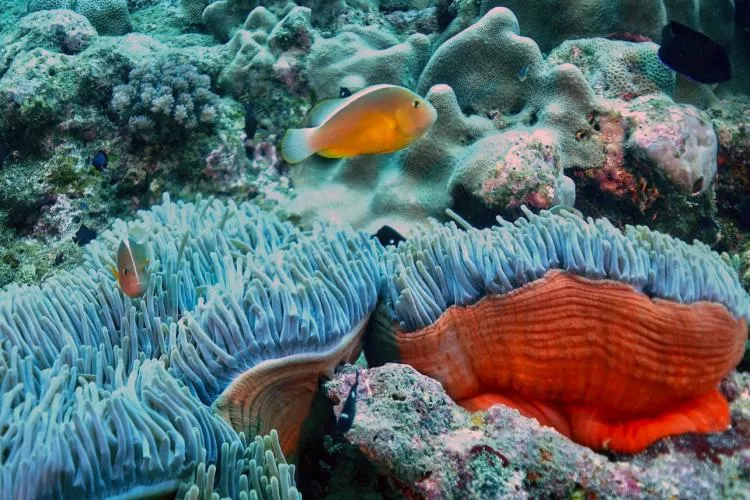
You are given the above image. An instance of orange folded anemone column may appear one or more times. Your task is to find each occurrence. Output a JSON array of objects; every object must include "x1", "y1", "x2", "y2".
[{"x1": 374, "y1": 270, "x2": 747, "y2": 453}]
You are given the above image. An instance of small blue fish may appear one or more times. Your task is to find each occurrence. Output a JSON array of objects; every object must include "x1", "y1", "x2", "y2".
[
  {"x1": 336, "y1": 371, "x2": 360, "y2": 433},
  {"x1": 518, "y1": 65, "x2": 529, "y2": 82},
  {"x1": 91, "y1": 150, "x2": 108, "y2": 170}
]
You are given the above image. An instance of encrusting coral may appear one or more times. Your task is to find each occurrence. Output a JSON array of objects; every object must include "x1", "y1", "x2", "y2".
[{"x1": 366, "y1": 207, "x2": 749, "y2": 453}]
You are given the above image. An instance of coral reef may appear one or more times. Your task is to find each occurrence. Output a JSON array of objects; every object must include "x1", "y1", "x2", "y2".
[
  {"x1": 479, "y1": 0, "x2": 735, "y2": 53},
  {"x1": 322, "y1": 363, "x2": 750, "y2": 498},
  {"x1": 285, "y1": 7, "x2": 720, "y2": 240},
  {"x1": 366, "y1": 207, "x2": 748, "y2": 452},
  {"x1": 219, "y1": 5, "x2": 316, "y2": 100},
  {"x1": 307, "y1": 29, "x2": 430, "y2": 99},
  {"x1": 1, "y1": 0, "x2": 749, "y2": 496},
  {"x1": 709, "y1": 96, "x2": 750, "y2": 230}
]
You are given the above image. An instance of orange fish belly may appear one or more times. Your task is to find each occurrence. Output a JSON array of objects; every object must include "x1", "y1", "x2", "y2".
[{"x1": 314, "y1": 111, "x2": 408, "y2": 158}]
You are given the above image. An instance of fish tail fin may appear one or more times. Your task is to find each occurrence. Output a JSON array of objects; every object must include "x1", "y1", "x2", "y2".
[{"x1": 281, "y1": 127, "x2": 317, "y2": 164}]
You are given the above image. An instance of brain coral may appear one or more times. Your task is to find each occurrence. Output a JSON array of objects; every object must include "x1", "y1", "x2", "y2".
[
  {"x1": 547, "y1": 38, "x2": 676, "y2": 99},
  {"x1": 180, "y1": 0, "x2": 210, "y2": 24},
  {"x1": 27, "y1": 0, "x2": 133, "y2": 36},
  {"x1": 72, "y1": 0, "x2": 132, "y2": 36},
  {"x1": 367, "y1": 207, "x2": 749, "y2": 453}
]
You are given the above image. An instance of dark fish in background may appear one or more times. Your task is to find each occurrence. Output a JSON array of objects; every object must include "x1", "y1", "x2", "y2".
[
  {"x1": 657, "y1": 21, "x2": 731, "y2": 84},
  {"x1": 244, "y1": 102, "x2": 257, "y2": 140},
  {"x1": 737, "y1": 0, "x2": 750, "y2": 55},
  {"x1": 0, "y1": 145, "x2": 10, "y2": 170},
  {"x1": 72, "y1": 224, "x2": 97, "y2": 246},
  {"x1": 336, "y1": 371, "x2": 360, "y2": 434},
  {"x1": 374, "y1": 225, "x2": 406, "y2": 246},
  {"x1": 91, "y1": 150, "x2": 108, "y2": 170},
  {"x1": 339, "y1": 87, "x2": 352, "y2": 98},
  {"x1": 53, "y1": 252, "x2": 65, "y2": 266}
]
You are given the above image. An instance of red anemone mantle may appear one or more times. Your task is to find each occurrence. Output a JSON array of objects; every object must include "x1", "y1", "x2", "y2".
[{"x1": 369, "y1": 270, "x2": 747, "y2": 453}]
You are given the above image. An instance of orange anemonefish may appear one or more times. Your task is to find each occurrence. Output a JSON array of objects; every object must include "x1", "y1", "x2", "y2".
[
  {"x1": 281, "y1": 84, "x2": 438, "y2": 164},
  {"x1": 111, "y1": 236, "x2": 151, "y2": 298}
]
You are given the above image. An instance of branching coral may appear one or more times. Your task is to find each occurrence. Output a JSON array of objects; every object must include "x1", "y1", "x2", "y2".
[{"x1": 110, "y1": 56, "x2": 220, "y2": 144}]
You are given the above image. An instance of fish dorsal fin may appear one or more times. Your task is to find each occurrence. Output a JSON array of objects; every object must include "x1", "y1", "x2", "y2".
[
  {"x1": 308, "y1": 98, "x2": 347, "y2": 127},
  {"x1": 307, "y1": 84, "x2": 404, "y2": 127}
]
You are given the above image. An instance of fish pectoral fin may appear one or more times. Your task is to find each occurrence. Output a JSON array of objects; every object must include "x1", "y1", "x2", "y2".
[
  {"x1": 281, "y1": 127, "x2": 317, "y2": 164},
  {"x1": 308, "y1": 98, "x2": 346, "y2": 127}
]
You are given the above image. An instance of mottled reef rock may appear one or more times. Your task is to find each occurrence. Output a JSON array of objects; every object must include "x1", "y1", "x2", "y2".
[{"x1": 322, "y1": 364, "x2": 750, "y2": 499}]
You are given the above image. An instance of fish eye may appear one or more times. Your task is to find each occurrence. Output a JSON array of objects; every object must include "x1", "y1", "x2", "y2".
[
  {"x1": 123, "y1": 268, "x2": 130, "y2": 276},
  {"x1": 413, "y1": 100, "x2": 420, "y2": 108}
]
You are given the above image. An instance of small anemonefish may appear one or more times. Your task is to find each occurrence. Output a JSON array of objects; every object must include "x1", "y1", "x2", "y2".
[
  {"x1": 336, "y1": 370, "x2": 360, "y2": 434},
  {"x1": 281, "y1": 84, "x2": 438, "y2": 163},
  {"x1": 111, "y1": 236, "x2": 151, "y2": 298}
]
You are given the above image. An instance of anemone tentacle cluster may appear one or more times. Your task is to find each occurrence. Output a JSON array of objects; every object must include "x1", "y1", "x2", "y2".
[
  {"x1": 1, "y1": 193, "x2": 375, "y2": 497},
  {"x1": 369, "y1": 207, "x2": 749, "y2": 453},
  {"x1": 1, "y1": 193, "x2": 748, "y2": 495},
  {"x1": 172, "y1": 218, "x2": 382, "y2": 453},
  {"x1": 380, "y1": 207, "x2": 750, "y2": 331}
]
